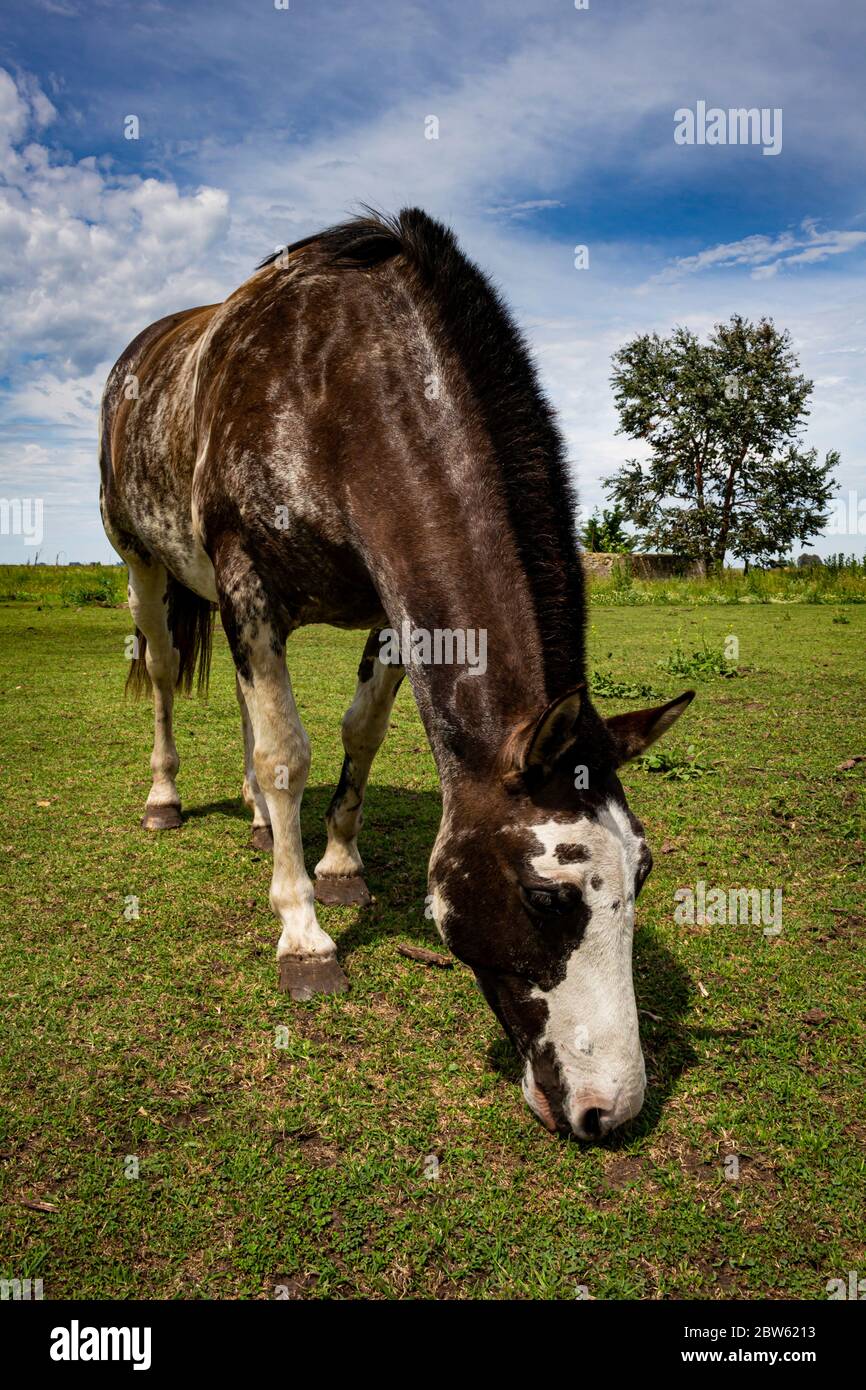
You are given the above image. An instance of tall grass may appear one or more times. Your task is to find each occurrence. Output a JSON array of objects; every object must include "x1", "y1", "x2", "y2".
[
  {"x1": 2, "y1": 560, "x2": 865, "y2": 609},
  {"x1": 0, "y1": 564, "x2": 126, "y2": 605},
  {"x1": 589, "y1": 563, "x2": 866, "y2": 606}
]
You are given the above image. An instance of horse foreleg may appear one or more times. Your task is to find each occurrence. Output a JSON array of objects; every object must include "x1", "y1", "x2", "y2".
[
  {"x1": 128, "y1": 560, "x2": 182, "y2": 830},
  {"x1": 222, "y1": 575, "x2": 347, "y2": 999},
  {"x1": 314, "y1": 627, "x2": 404, "y2": 907},
  {"x1": 235, "y1": 672, "x2": 273, "y2": 851}
]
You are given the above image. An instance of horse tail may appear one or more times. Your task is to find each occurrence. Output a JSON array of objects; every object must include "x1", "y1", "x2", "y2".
[
  {"x1": 125, "y1": 627, "x2": 152, "y2": 699},
  {"x1": 125, "y1": 577, "x2": 215, "y2": 699}
]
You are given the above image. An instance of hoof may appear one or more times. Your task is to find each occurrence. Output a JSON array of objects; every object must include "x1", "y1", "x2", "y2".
[
  {"x1": 279, "y1": 954, "x2": 349, "y2": 1000},
  {"x1": 250, "y1": 825, "x2": 274, "y2": 852},
  {"x1": 142, "y1": 804, "x2": 182, "y2": 831},
  {"x1": 314, "y1": 874, "x2": 372, "y2": 907}
]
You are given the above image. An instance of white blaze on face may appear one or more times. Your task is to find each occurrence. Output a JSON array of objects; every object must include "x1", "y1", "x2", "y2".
[{"x1": 524, "y1": 800, "x2": 647, "y2": 1135}]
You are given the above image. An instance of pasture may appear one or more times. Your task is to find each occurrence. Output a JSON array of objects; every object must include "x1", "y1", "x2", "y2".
[{"x1": 1, "y1": 566, "x2": 864, "y2": 1299}]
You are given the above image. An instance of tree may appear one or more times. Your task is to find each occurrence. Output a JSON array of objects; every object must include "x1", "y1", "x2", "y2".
[
  {"x1": 580, "y1": 505, "x2": 636, "y2": 553},
  {"x1": 604, "y1": 315, "x2": 838, "y2": 572}
]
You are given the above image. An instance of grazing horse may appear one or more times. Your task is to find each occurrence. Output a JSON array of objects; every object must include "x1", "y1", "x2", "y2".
[{"x1": 99, "y1": 209, "x2": 693, "y2": 1139}]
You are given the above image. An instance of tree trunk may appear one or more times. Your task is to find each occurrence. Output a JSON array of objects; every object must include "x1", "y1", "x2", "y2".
[
  {"x1": 716, "y1": 451, "x2": 746, "y2": 566},
  {"x1": 693, "y1": 437, "x2": 713, "y2": 573}
]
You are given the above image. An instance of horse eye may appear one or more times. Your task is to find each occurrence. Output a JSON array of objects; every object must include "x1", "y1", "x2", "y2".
[{"x1": 521, "y1": 884, "x2": 580, "y2": 917}]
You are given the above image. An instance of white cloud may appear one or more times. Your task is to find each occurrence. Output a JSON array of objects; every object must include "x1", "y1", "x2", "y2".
[
  {"x1": 650, "y1": 220, "x2": 866, "y2": 285},
  {"x1": 0, "y1": 69, "x2": 230, "y2": 378},
  {"x1": 485, "y1": 199, "x2": 565, "y2": 218},
  {"x1": 0, "y1": 66, "x2": 234, "y2": 562}
]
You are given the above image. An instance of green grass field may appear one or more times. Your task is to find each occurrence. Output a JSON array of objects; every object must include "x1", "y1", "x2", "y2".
[{"x1": 1, "y1": 568, "x2": 864, "y2": 1299}]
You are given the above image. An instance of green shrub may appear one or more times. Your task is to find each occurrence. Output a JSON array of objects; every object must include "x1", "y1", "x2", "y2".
[
  {"x1": 61, "y1": 571, "x2": 123, "y2": 607},
  {"x1": 660, "y1": 637, "x2": 739, "y2": 679},
  {"x1": 591, "y1": 670, "x2": 664, "y2": 700}
]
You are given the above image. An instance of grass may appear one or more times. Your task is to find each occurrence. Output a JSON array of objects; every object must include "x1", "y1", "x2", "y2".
[
  {"x1": 637, "y1": 744, "x2": 718, "y2": 782},
  {"x1": 0, "y1": 563, "x2": 127, "y2": 607},
  {"x1": 659, "y1": 636, "x2": 740, "y2": 680},
  {"x1": 589, "y1": 669, "x2": 664, "y2": 701},
  {"x1": 1, "y1": 570, "x2": 864, "y2": 1299},
  {"x1": 590, "y1": 562, "x2": 866, "y2": 607}
]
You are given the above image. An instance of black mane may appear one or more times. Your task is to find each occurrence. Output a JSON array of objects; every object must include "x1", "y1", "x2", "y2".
[{"x1": 260, "y1": 209, "x2": 586, "y2": 697}]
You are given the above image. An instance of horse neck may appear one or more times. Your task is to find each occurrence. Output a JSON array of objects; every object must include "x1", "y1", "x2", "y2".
[{"x1": 360, "y1": 485, "x2": 550, "y2": 786}]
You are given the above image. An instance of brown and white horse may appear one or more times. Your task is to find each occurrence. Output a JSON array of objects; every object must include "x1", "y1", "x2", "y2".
[{"x1": 100, "y1": 209, "x2": 693, "y2": 1140}]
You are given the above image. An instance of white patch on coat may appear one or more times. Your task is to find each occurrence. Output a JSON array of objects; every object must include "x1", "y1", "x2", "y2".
[
  {"x1": 527, "y1": 801, "x2": 647, "y2": 1133},
  {"x1": 428, "y1": 885, "x2": 453, "y2": 944},
  {"x1": 427, "y1": 801, "x2": 457, "y2": 944}
]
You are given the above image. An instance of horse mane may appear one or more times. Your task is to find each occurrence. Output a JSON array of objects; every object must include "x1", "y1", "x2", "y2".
[{"x1": 259, "y1": 209, "x2": 587, "y2": 697}]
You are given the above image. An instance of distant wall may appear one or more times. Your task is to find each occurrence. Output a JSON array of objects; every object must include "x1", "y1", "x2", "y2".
[{"x1": 580, "y1": 552, "x2": 703, "y2": 580}]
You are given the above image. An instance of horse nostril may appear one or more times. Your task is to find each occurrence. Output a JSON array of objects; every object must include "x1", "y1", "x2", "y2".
[{"x1": 578, "y1": 1106, "x2": 609, "y2": 1140}]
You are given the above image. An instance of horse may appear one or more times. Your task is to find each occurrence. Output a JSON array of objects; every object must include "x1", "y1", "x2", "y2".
[{"x1": 99, "y1": 208, "x2": 693, "y2": 1140}]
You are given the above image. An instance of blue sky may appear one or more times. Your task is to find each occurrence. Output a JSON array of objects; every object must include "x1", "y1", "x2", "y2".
[{"x1": 1, "y1": 0, "x2": 864, "y2": 561}]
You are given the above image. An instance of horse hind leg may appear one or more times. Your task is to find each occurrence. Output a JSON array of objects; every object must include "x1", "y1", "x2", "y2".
[
  {"x1": 314, "y1": 628, "x2": 404, "y2": 907},
  {"x1": 236, "y1": 673, "x2": 273, "y2": 851},
  {"x1": 126, "y1": 557, "x2": 214, "y2": 830},
  {"x1": 127, "y1": 559, "x2": 183, "y2": 830}
]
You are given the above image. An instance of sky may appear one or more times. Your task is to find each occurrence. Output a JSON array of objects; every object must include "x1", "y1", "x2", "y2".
[{"x1": 0, "y1": 0, "x2": 864, "y2": 562}]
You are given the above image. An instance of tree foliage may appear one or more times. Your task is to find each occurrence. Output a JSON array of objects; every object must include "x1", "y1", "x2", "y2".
[
  {"x1": 604, "y1": 316, "x2": 838, "y2": 570},
  {"x1": 580, "y1": 505, "x2": 636, "y2": 553}
]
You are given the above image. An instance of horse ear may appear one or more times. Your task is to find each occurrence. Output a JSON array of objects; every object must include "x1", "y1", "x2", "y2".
[
  {"x1": 605, "y1": 690, "x2": 695, "y2": 766},
  {"x1": 515, "y1": 686, "x2": 585, "y2": 777}
]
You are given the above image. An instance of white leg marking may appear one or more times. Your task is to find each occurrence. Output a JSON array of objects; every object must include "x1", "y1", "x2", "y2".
[
  {"x1": 128, "y1": 561, "x2": 181, "y2": 813},
  {"x1": 314, "y1": 650, "x2": 403, "y2": 879},
  {"x1": 235, "y1": 673, "x2": 271, "y2": 832},
  {"x1": 238, "y1": 640, "x2": 335, "y2": 963}
]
